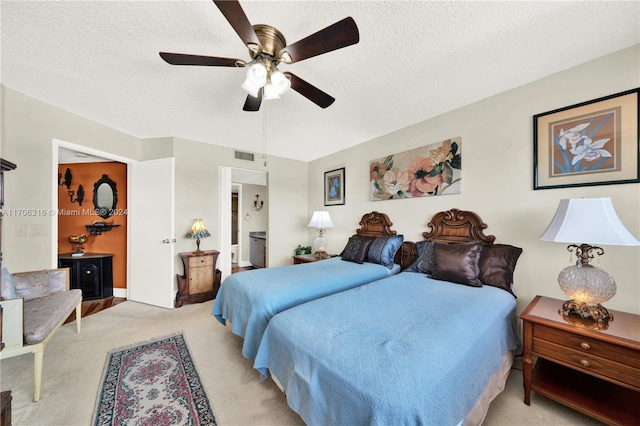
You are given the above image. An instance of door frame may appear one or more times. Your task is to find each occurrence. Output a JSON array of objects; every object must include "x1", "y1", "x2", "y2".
[
  {"x1": 219, "y1": 166, "x2": 267, "y2": 280},
  {"x1": 52, "y1": 139, "x2": 134, "y2": 298}
]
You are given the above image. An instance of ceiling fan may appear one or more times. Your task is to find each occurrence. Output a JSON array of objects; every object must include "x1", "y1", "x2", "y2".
[{"x1": 159, "y1": 0, "x2": 359, "y2": 112}]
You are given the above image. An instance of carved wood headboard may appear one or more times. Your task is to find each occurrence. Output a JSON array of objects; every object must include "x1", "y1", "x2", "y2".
[
  {"x1": 423, "y1": 209, "x2": 495, "y2": 245},
  {"x1": 397, "y1": 209, "x2": 496, "y2": 269},
  {"x1": 355, "y1": 211, "x2": 397, "y2": 237}
]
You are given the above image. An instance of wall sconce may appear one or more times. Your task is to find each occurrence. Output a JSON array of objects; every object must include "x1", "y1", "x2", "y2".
[
  {"x1": 68, "y1": 184, "x2": 84, "y2": 206},
  {"x1": 253, "y1": 194, "x2": 264, "y2": 211},
  {"x1": 58, "y1": 168, "x2": 72, "y2": 189},
  {"x1": 185, "y1": 218, "x2": 211, "y2": 254}
]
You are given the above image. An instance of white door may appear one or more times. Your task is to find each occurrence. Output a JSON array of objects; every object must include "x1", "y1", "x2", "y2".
[{"x1": 128, "y1": 158, "x2": 175, "y2": 308}]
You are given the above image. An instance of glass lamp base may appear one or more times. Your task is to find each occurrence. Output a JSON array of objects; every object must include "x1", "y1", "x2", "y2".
[{"x1": 558, "y1": 299, "x2": 614, "y2": 325}]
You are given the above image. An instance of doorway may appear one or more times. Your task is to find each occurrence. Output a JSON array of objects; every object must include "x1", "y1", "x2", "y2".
[
  {"x1": 219, "y1": 166, "x2": 267, "y2": 281},
  {"x1": 54, "y1": 142, "x2": 131, "y2": 299}
]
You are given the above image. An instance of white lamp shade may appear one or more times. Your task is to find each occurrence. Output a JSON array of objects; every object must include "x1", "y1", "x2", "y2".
[
  {"x1": 307, "y1": 211, "x2": 335, "y2": 229},
  {"x1": 541, "y1": 198, "x2": 640, "y2": 246}
]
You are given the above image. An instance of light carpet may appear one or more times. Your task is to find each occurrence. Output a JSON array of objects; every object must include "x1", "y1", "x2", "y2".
[
  {"x1": 0, "y1": 300, "x2": 604, "y2": 425},
  {"x1": 93, "y1": 333, "x2": 215, "y2": 426}
]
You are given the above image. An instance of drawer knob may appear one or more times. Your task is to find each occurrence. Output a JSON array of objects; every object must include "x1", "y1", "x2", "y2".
[
  {"x1": 580, "y1": 359, "x2": 590, "y2": 368},
  {"x1": 580, "y1": 342, "x2": 591, "y2": 350}
]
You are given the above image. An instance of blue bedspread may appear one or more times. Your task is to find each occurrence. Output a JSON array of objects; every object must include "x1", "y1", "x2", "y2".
[
  {"x1": 254, "y1": 272, "x2": 519, "y2": 426},
  {"x1": 212, "y1": 257, "x2": 394, "y2": 360}
]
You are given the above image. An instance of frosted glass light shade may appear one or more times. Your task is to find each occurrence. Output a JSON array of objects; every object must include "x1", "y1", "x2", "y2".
[
  {"x1": 263, "y1": 83, "x2": 280, "y2": 100},
  {"x1": 270, "y1": 70, "x2": 290, "y2": 95},
  {"x1": 241, "y1": 63, "x2": 268, "y2": 97},
  {"x1": 558, "y1": 264, "x2": 616, "y2": 304}
]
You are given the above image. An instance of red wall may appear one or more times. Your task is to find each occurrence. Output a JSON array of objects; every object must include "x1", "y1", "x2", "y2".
[{"x1": 57, "y1": 162, "x2": 127, "y2": 290}]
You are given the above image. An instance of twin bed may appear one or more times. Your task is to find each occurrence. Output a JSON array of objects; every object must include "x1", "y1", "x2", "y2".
[
  {"x1": 213, "y1": 209, "x2": 522, "y2": 425},
  {"x1": 212, "y1": 211, "x2": 410, "y2": 360}
]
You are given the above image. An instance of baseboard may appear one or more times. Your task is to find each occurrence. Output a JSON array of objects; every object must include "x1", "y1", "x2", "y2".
[
  {"x1": 238, "y1": 260, "x2": 252, "y2": 268},
  {"x1": 113, "y1": 288, "x2": 127, "y2": 298}
]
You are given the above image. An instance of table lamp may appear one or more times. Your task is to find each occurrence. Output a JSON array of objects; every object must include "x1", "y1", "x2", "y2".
[
  {"x1": 540, "y1": 198, "x2": 640, "y2": 324},
  {"x1": 307, "y1": 211, "x2": 335, "y2": 259},
  {"x1": 185, "y1": 218, "x2": 211, "y2": 254}
]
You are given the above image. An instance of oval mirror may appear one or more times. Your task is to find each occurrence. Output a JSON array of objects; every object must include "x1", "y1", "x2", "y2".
[{"x1": 93, "y1": 174, "x2": 118, "y2": 219}]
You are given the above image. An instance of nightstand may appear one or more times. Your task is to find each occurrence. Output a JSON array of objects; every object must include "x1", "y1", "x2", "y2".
[
  {"x1": 521, "y1": 295, "x2": 640, "y2": 425},
  {"x1": 292, "y1": 254, "x2": 337, "y2": 264},
  {"x1": 175, "y1": 250, "x2": 221, "y2": 307}
]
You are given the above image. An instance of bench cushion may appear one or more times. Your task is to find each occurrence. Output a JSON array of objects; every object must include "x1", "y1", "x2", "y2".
[{"x1": 23, "y1": 289, "x2": 82, "y2": 345}]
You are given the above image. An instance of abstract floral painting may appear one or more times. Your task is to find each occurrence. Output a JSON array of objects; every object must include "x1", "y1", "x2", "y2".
[
  {"x1": 534, "y1": 88, "x2": 639, "y2": 190},
  {"x1": 369, "y1": 137, "x2": 461, "y2": 201}
]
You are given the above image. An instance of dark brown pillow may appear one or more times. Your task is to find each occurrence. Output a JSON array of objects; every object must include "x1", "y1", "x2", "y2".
[
  {"x1": 341, "y1": 236, "x2": 374, "y2": 264},
  {"x1": 478, "y1": 244, "x2": 522, "y2": 297},
  {"x1": 431, "y1": 241, "x2": 483, "y2": 287}
]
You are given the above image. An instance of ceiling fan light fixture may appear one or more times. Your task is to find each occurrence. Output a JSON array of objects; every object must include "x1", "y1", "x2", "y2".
[
  {"x1": 270, "y1": 69, "x2": 290, "y2": 95},
  {"x1": 263, "y1": 83, "x2": 280, "y2": 100},
  {"x1": 241, "y1": 77, "x2": 262, "y2": 97},
  {"x1": 246, "y1": 63, "x2": 267, "y2": 85}
]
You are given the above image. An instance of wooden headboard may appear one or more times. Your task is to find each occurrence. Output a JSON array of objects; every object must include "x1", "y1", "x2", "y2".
[
  {"x1": 396, "y1": 209, "x2": 496, "y2": 269},
  {"x1": 423, "y1": 209, "x2": 495, "y2": 245},
  {"x1": 355, "y1": 211, "x2": 397, "y2": 237}
]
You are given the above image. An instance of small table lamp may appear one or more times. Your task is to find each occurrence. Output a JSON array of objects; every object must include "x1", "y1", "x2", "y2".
[
  {"x1": 186, "y1": 218, "x2": 211, "y2": 254},
  {"x1": 541, "y1": 198, "x2": 640, "y2": 325},
  {"x1": 307, "y1": 211, "x2": 335, "y2": 259}
]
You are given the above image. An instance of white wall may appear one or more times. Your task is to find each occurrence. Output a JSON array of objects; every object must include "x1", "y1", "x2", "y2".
[
  {"x1": 1, "y1": 90, "x2": 308, "y2": 280},
  {"x1": 308, "y1": 44, "x2": 640, "y2": 315},
  {"x1": 1, "y1": 87, "x2": 140, "y2": 272}
]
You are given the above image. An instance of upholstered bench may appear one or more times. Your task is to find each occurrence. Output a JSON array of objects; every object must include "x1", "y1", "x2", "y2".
[{"x1": 1, "y1": 267, "x2": 82, "y2": 401}]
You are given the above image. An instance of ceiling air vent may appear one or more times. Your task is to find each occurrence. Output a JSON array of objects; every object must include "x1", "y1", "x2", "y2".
[{"x1": 234, "y1": 150, "x2": 255, "y2": 162}]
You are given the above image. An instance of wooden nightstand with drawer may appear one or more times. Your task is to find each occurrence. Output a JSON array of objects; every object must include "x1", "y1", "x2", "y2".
[
  {"x1": 175, "y1": 250, "x2": 221, "y2": 307},
  {"x1": 521, "y1": 295, "x2": 640, "y2": 425}
]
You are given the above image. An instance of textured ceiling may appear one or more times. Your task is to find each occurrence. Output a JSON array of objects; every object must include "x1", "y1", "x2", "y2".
[{"x1": 2, "y1": 1, "x2": 639, "y2": 162}]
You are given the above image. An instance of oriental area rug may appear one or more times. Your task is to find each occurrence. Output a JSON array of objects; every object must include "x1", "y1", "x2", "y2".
[{"x1": 93, "y1": 333, "x2": 216, "y2": 426}]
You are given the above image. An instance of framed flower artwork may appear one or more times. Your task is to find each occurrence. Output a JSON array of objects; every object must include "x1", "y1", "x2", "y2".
[
  {"x1": 369, "y1": 137, "x2": 462, "y2": 201},
  {"x1": 324, "y1": 167, "x2": 345, "y2": 206},
  {"x1": 533, "y1": 88, "x2": 639, "y2": 190}
]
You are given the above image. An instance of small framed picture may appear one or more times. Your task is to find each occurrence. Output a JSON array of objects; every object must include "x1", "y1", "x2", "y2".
[
  {"x1": 324, "y1": 167, "x2": 345, "y2": 206},
  {"x1": 533, "y1": 88, "x2": 639, "y2": 190}
]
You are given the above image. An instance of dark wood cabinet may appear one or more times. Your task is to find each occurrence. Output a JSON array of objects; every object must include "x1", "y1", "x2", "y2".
[
  {"x1": 58, "y1": 253, "x2": 114, "y2": 300},
  {"x1": 521, "y1": 295, "x2": 640, "y2": 425},
  {"x1": 0, "y1": 390, "x2": 11, "y2": 426},
  {"x1": 176, "y1": 250, "x2": 221, "y2": 307}
]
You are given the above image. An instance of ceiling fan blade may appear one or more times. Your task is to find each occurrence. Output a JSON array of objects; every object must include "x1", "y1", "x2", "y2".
[
  {"x1": 284, "y1": 72, "x2": 335, "y2": 108},
  {"x1": 279, "y1": 17, "x2": 359, "y2": 64},
  {"x1": 242, "y1": 88, "x2": 263, "y2": 112},
  {"x1": 213, "y1": 0, "x2": 261, "y2": 52},
  {"x1": 159, "y1": 52, "x2": 242, "y2": 67}
]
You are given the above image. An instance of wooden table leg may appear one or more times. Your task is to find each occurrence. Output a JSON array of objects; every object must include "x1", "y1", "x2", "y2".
[{"x1": 522, "y1": 320, "x2": 533, "y2": 405}]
